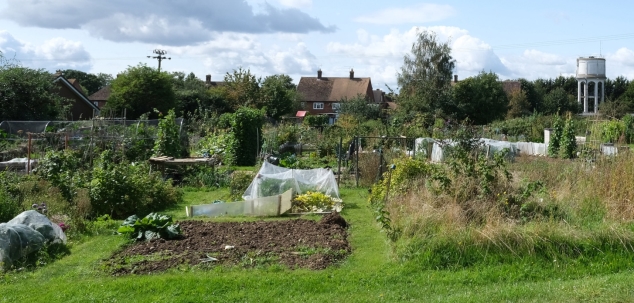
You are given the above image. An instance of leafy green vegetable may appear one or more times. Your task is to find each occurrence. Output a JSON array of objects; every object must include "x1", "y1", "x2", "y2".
[{"x1": 117, "y1": 213, "x2": 182, "y2": 241}]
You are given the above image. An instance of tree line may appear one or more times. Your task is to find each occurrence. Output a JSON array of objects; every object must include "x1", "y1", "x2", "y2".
[
  {"x1": 393, "y1": 30, "x2": 634, "y2": 127},
  {"x1": 0, "y1": 53, "x2": 300, "y2": 121}
]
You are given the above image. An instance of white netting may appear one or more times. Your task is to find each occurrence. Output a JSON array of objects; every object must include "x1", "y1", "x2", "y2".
[
  {"x1": 416, "y1": 137, "x2": 548, "y2": 162},
  {"x1": 242, "y1": 162, "x2": 340, "y2": 200}
]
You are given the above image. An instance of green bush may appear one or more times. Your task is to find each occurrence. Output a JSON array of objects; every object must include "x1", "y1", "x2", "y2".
[
  {"x1": 153, "y1": 109, "x2": 183, "y2": 158},
  {"x1": 232, "y1": 107, "x2": 265, "y2": 166},
  {"x1": 90, "y1": 151, "x2": 182, "y2": 219},
  {"x1": 229, "y1": 171, "x2": 254, "y2": 201},
  {"x1": 0, "y1": 172, "x2": 26, "y2": 222},
  {"x1": 303, "y1": 114, "x2": 329, "y2": 127},
  {"x1": 195, "y1": 131, "x2": 236, "y2": 165},
  {"x1": 37, "y1": 150, "x2": 88, "y2": 203}
]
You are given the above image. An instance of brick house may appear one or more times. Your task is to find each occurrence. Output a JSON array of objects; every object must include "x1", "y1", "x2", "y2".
[
  {"x1": 88, "y1": 86, "x2": 111, "y2": 109},
  {"x1": 296, "y1": 69, "x2": 375, "y2": 123},
  {"x1": 53, "y1": 76, "x2": 100, "y2": 120}
]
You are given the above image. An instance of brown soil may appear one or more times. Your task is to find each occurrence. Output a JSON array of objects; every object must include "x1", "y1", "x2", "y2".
[{"x1": 105, "y1": 212, "x2": 350, "y2": 275}]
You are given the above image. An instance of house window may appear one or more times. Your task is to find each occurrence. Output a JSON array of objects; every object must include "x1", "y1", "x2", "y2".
[
  {"x1": 300, "y1": 102, "x2": 306, "y2": 109},
  {"x1": 313, "y1": 102, "x2": 324, "y2": 110},
  {"x1": 94, "y1": 101, "x2": 99, "y2": 107},
  {"x1": 332, "y1": 103, "x2": 341, "y2": 111}
]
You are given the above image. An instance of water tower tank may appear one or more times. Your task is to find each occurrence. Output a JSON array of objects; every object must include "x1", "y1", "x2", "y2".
[{"x1": 576, "y1": 56, "x2": 606, "y2": 78}]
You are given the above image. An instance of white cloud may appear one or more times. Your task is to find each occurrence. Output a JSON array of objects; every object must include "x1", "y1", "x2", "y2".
[
  {"x1": 604, "y1": 47, "x2": 634, "y2": 79},
  {"x1": 278, "y1": 0, "x2": 312, "y2": 9},
  {"x1": 162, "y1": 33, "x2": 318, "y2": 78},
  {"x1": 355, "y1": 4, "x2": 455, "y2": 25},
  {"x1": 521, "y1": 49, "x2": 566, "y2": 65},
  {"x1": 1, "y1": 0, "x2": 335, "y2": 45},
  {"x1": 325, "y1": 26, "x2": 510, "y2": 88},
  {"x1": 608, "y1": 47, "x2": 634, "y2": 66},
  {"x1": 0, "y1": 31, "x2": 91, "y2": 71}
]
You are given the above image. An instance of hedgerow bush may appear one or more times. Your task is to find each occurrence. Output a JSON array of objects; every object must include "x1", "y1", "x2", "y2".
[
  {"x1": 0, "y1": 172, "x2": 24, "y2": 222},
  {"x1": 37, "y1": 150, "x2": 89, "y2": 203},
  {"x1": 231, "y1": 107, "x2": 265, "y2": 166},
  {"x1": 90, "y1": 150, "x2": 182, "y2": 219}
]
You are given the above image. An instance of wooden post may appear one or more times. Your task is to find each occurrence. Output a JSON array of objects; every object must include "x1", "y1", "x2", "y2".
[
  {"x1": 337, "y1": 137, "x2": 342, "y2": 185},
  {"x1": 355, "y1": 136, "x2": 360, "y2": 187},
  {"x1": 27, "y1": 133, "x2": 32, "y2": 174}
]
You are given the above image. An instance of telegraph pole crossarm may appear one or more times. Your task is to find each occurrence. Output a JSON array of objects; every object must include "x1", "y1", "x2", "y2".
[{"x1": 147, "y1": 49, "x2": 171, "y2": 72}]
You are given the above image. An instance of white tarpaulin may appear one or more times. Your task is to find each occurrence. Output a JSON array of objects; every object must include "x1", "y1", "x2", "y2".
[
  {"x1": 415, "y1": 138, "x2": 547, "y2": 163},
  {"x1": 242, "y1": 162, "x2": 340, "y2": 200}
]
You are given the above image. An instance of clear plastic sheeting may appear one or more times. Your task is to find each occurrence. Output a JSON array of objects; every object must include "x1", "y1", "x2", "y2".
[
  {"x1": 0, "y1": 223, "x2": 46, "y2": 270},
  {"x1": 188, "y1": 189, "x2": 294, "y2": 217},
  {"x1": 0, "y1": 211, "x2": 67, "y2": 270},
  {"x1": 242, "y1": 162, "x2": 339, "y2": 200},
  {"x1": 416, "y1": 138, "x2": 547, "y2": 162},
  {"x1": 8, "y1": 211, "x2": 67, "y2": 245}
]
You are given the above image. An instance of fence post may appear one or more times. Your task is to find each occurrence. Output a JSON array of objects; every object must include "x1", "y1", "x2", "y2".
[
  {"x1": 355, "y1": 136, "x2": 359, "y2": 187},
  {"x1": 337, "y1": 137, "x2": 342, "y2": 185},
  {"x1": 27, "y1": 133, "x2": 32, "y2": 174}
]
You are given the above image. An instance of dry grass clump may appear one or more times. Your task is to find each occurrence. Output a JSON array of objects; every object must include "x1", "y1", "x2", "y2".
[{"x1": 377, "y1": 153, "x2": 634, "y2": 267}]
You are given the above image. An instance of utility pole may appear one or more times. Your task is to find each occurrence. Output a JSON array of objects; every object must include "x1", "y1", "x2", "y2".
[{"x1": 147, "y1": 49, "x2": 171, "y2": 72}]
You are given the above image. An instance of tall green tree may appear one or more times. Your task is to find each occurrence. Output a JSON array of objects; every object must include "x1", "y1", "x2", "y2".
[
  {"x1": 606, "y1": 76, "x2": 630, "y2": 102},
  {"x1": 396, "y1": 30, "x2": 455, "y2": 115},
  {"x1": 171, "y1": 72, "x2": 212, "y2": 117},
  {"x1": 0, "y1": 58, "x2": 68, "y2": 121},
  {"x1": 260, "y1": 74, "x2": 299, "y2": 120},
  {"x1": 506, "y1": 88, "x2": 531, "y2": 119},
  {"x1": 451, "y1": 71, "x2": 508, "y2": 125},
  {"x1": 518, "y1": 78, "x2": 542, "y2": 112},
  {"x1": 224, "y1": 68, "x2": 261, "y2": 110},
  {"x1": 542, "y1": 87, "x2": 578, "y2": 115},
  {"x1": 104, "y1": 64, "x2": 176, "y2": 119}
]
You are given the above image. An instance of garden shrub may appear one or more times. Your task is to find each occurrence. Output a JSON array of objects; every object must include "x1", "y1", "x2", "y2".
[
  {"x1": 599, "y1": 119, "x2": 625, "y2": 144},
  {"x1": 559, "y1": 114, "x2": 577, "y2": 159},
  {"x1": 90, "y1": 150, "x2": 182, "y2": 219},
  {"x1": 303, "y1": 114, "x2": 329, "y2": 127},
  {"x1": 123, "y1": 121, "x2": 156, "y2": 162},
  {"x1": 548, "y1": 114, "x2": 564, "y2": 157},
  {"x1": 195, "y1": 131, "x2": 236, "y2": 165},
  {"x1": 0, "y1": 172, "x2": 25, "y2": 222},
  {"x1": 37, "y1": 150, "x2": 89, "y2": 203},
  {"x1": 229, "y1": 171, "x2": 254, "y2": 201},
  {"x1": 231, "y1": 107, "x2": 266, "y2": 166},
  {"x1": 153, "y1": 109, "x2": 183, "y2": 158}
]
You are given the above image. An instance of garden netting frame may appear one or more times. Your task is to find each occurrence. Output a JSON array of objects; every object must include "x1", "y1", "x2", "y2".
[{"x1": 242, "y1": 162, "x2": 340, "y2": 200}]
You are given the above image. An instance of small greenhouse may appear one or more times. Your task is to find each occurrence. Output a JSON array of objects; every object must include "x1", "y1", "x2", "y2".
[{"x1": 242, "y1": 162, "x2": 340, "y2": 200}]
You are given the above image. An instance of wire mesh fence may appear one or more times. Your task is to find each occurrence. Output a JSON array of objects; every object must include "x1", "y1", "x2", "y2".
[{"x1": 0, "y1": 119, "x2": 185, "y2": 166}]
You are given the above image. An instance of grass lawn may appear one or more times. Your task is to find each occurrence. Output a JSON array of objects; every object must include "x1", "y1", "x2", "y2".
[{"x1": 2, "y1": 187, "x2": 634, "y2": 302}]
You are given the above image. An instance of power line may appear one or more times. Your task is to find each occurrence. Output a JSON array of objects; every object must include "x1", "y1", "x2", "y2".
[{"x1": 147, "y1": 49, "x2": 171, "y2": 72}]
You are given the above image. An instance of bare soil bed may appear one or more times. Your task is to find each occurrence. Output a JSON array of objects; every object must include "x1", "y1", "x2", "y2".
[{"x1": 105, "y1": 212, "x2": 350, "y2": 275}]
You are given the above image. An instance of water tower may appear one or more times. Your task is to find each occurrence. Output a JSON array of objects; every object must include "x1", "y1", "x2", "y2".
[{"x1": 576, "y1": 56, "x2": 606, "y2": 113}]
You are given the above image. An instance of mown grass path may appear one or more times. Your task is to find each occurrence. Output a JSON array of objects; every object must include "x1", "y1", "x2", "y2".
[{"x1": 2, "y1": 188, "x2": 634, "y2": 302}]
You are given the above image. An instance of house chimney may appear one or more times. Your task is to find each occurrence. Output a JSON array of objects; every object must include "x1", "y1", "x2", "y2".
[
  {"x1": 317, "y1": 69, "x2": 322, "y2": 79},
  {"x1": 206, "y1": 74, "x2": 211, "y2": 84},
  {"x1": 454, "y1": 75, "x2": 458, "y2": 83},
  {"x1": 350, "y1": 68, "x2": 354, "y2": 79}
]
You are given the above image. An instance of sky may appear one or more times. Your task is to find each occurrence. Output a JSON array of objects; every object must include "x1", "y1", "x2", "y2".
[{"x1": 1, "y1": 0, "x2": 634, "y2": 91}]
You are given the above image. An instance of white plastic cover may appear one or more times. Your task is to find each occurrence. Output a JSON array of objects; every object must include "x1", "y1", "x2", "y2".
[
  {"x1": 242, "y1": 162, "x2": 340, "y2": 200},
  {"x1": 8, "y1": 210, "x2": 67, "y2": 244},
  {"x1": 0, "y1": 223, "x2": 46, "y2": 270}
]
